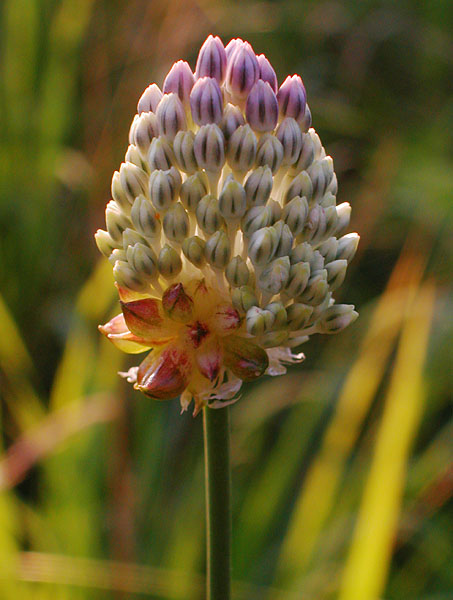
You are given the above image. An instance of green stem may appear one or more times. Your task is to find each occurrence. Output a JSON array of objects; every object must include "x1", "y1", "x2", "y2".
[{"x1": 203, "y1": 405, "x2": 231, "y2": 600}]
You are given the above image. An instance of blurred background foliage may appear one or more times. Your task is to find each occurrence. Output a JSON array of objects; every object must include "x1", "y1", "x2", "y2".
[{"x1": 0, "y1": 0, "x2": 452, "y2": 598}]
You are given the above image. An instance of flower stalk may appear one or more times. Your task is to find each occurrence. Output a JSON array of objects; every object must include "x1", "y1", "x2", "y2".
[{"x1": 203, "y1": 405, "x2": 231, "y2": 600}]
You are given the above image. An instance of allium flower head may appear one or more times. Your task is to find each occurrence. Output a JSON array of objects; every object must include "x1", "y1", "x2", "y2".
[{"x1": 95, "y1": 36, "x2": 359, "y2": 415}]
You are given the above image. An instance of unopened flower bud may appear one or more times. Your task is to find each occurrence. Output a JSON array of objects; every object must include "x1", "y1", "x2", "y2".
[
  {"x1": 122, "y1": 227, "x2": 149, "y2": 250},
  {"x1": 220, "y1": 103, "x2": 245, "y2": 140},
  {"x1": 298, "y1": 271, "x2": 329, "y2": 306},
  {"x1": 327, "y1": 171, "x2": 338, "y2": 195},
  {"x1": 196, "y1": 194, "x2": 225, "y2": 234},
  {"x1": 108, "y1": 248, "x2": 127, "y2": 265},
  {"x1": 244, "y1": 166, "x2": 273, "y2": 207},
  {"x1": 119, "y1": 162, "x2": 148, "y2": 203},
  {"x1": 149, "y1": 168, "x2": 179, "y2": 212},
  {"x1": 246, "y1": 306, "x2": 273, "y2": 336},
  {"x1": 137, "y1": 83, "x2": 163, "y2": 114},
  {"x1": 227, "y1": 124, "x2": 257, "y2": 173},
  {"x1": 127, "y1": 243, "x2": 158, "y2": 279},
  {"x1": 319, "y1": 191, "x2": 336, "y2": 209},
  {"x1": 226, "y1": 41, "x2": 259, "y2": 100},
  {"x1": 222, "y1": 334, "x2": 269, "y2": 381},
  {"x1": 180, "y1": 171, "x2": 209, "y2": 211},
  {"x1": 290, "y1": 132, "x2": 315, "y2": 174},
  {"x1": 276, "y1": 117, "x2": 303, "y2": 166},
  {"x1": 111, "y1": 171, "x2": 130, "y2": 210},
  {"x1": 182, "y1": 236, "x2": 206, "y2": 267},
  {"x1": 225, "y1": 38, "x2": 243, "y2": 61},
  {"x1": 335, "y1": 203, "x2": 351, "y2": 234},
  {"x1": 255, "y1": 133, "x2": 284, "y2": 173},
  {"x1": 241, "y1": 205, "x2": 272, "y2": 238},
  {"x1": 147, "y1": 137, "x2": 175, "y2": 171},
  {"x1": 282, "y1": 196, "x2": 309, "y2": 235},
  {"x1": 131, "y1": 196, "x2": 161, "y2": 238},
  {"x1": 125, "y1": 145, "x2": 145, "y2": 170},
  {"x1": 307, "y1": 156, "x2": 333, "y2": 201},
  {"x1": 283, "y1": 170, "x2": 313, "y2": 205},
  {"x1": 226, "y1": 256, "x2": 250, "y2": 287},
  {"x1": 309, "y1": 130, "x2": 325, "y2": 160},
  {"x1": 277, "y1": 75, "x2": 307, "y2": 122},
  {"x1": 318, "y1": 237, "x2": 338, "y2": 264},
  {"x1": 291, "y1": 242, "x2": 314, "y2": 265},
  {"x1": 195, "y1": 35, "x2": 227, "y2": 84},
  {"x1": 162, "y1": 283, "x2": 194, "y2": 322},
  {"x1": 205, "y1": 230, "x2": 231, "y2": 269},
  {"x1": 129, "y1": 115, "x2": 139, "y2": 145},
  {"x1": 324, "y1": 206, "x2": 339, "y2": 239},
  {"x1": 300, "y1": 104, "x2": 312, "y2": 132},
  {"x1": 133, "y1": 112, "x2": 159, "y2": 156},
  {"x1": 95, "y1": 229, "x2": 116, "y2": 257},
  {"x1": 163, "y1": 202, "x2": 190, "y2": 243},
  {"x1": 219, "y1": 176, "x2": 247, "y2": 220},
  {"x1": 286, "y1": 302, "x2": 313, "y2": 330},
  {"x1": 156, "y1": 93, "x2": 187, "y2": 141},
  {"x1": 336, "y1": 233, "x2": 360, "y2": 263},
  {"x1": 273, "y1": 220, "x2": 294, "y2": 257},
  {"x1": 262, "y1": 330, "x2": 289, "y2": 348},
  {"x1": 248, "y1": 226, "x2": 278, "y2": 266},
  {"x1": 232, "y1": 285, "x2": 258, "y2": 314},
  {"x1": 246, "y1": 80, "x2": 278, "y2": 132},
  {"x1": 190, "y1": 77, "x2": 224, "y2": 125},
  {"x1": 285, "y1": 262, "x2": 311, "y2": 297},
  {"x1": 317, "y1": 304, "x2": 358, "y2": 334},
  {"x1": 173, "y1": 130, "x2": 197, "y2": 173},
  {"x1": 113, "y1": 260, "x2": 147, "y2": 292},
  {"x1": 258, "y1": 256, "x2": 291, "y2": 295},
  {"x1": 158, "y1": 244, "x2": 182, "y2": 278},
  {"x1": 303, "y1": 205, "x2": 326, "y2": 242},
  {"x1": 163, "y1": 60, "x2": 195, "y2": 104},
  {"x1": 106, "y1": 201, "x2": 131, "y2": 243},
  {"x1": 257, "y1": 53, "x2": 278, "y2": 92},
  {"x1": 194, "y1": 124, "x2": 225, "y2": 172},
  {"x1": 265, "y1": 301, "x2": 287, "y2": 328},
  {"x1": 326, "y1": 259, "x2": 347, "y2": 291}
]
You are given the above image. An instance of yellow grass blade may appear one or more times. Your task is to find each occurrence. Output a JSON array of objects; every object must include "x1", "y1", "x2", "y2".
[
  {"x1": 275, "y1": 250, "x2": 425, "y2": 583},
  {"x1": 339, "y1": 282, "x2": 435, "y2": 600}
]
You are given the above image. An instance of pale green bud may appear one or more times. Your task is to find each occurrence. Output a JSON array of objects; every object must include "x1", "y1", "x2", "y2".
[
  {"x1": 276, "y1": 117, "x2": 303, "y2": 166},
  {"x1": 119, "y1": 162, "x2": 148, "y2": 203},
  {"x1": 149, "y1": 168, "x2": 180, "y2": 212},
  {"x1": 194, "y1": 124, "x2": 225, "y2": 172},
  {"x1": 303, "y1": 205, "x2": 326, "y2": 243},
  {"x1": 300, "y1": 104, "x2": 312, "y2": 133},
  {"x1": 335, "y1": 202, "x2": 351, "y2": 234},
  {"x1": 255, "y1": 133, "x2": 284, "y2": 173},
  {"x1": 261, "y1": 330, "x2": 289, "y2": 348},
  {"x1": 205, "y1": 230, "x2": 231, "y2": 269},
  {"x1": 105, "y1": 200, "x2": 131, "y2": 243},
  {"x1": 131, "y1": 195, "x2": 161, "y2": 239},
  {"x1": 226, "y1": 124, "x2": 257, "y2": 173},
  {"x1": 122, "y1": 227, "x2": 149, "y2": 250},
  {"x1": 163, "y1": 202, "x2": 189, "y2": 243},
  {"x1": 95, "y1": 229, "x2": 116, "y2": 257},
  {"x1": 285, "y1": 262, "x2": 310, "y2": 297},
  {"x1": 111, "y1": 171, "x2": 130, "y2": 210},
  {"x1": 219, "y1": 176, "x2": 247, "y2": 220},
  {"x1": 126, "y1": 243, "x2": 158, "y2": 279},
  {"x1": 318, "y1": 237, "x2": 338, "y2": 264},
  {"x1": 147, "y1": 137, "x2": 175, "y2": 171},
  {"x1": 327, "y1": 171, "x2": 338, "y2": 195},
  {"x1": 317, "y1": 304, "x2": 358, "y2": 334},
  {"x1": 241, "y1": 205, "x2": 272, "y2": 238},
  {"x1": 158, "y1": 244, "x2": 182, "y2": 278},
  {"x1": 286, "y1": 302, "x2": 313, "y2": 330},
  {"x1": 309, "y1": 129, "x2": 325, "y2": 160},
  {"x1": 128, "y1": 114, "x2": 139, "y2": 145},
  {"x1": 324, "y1": 206, "x2": 339, "y2": 239},
  {"x1": 265, "y1": 301, "x2": 287, "y2": 329},
  {"x1": 311, "y1": 250, "x2": 325, "y2": 271},
  {"x1": 182, "y1": 236, "x2": 206, "y2": 267},
  {"x1": 244, "y1": 166, "x2": 273, "y2": 207},
  {"x1": 113, "y1": 260, "x2": 147, "y2": 292},
  {"x1": 173, "y1": 130, "x2": 197, "y2": 173},
  {"x1": 180, "y1": 171, "x2": 209, "y2": 212},
  {"x1": 283, "y1": 170, "x2": 313, "y2": 205},
  {"x1": 125, "y1": 145, "x2": 146, "y2": 170},
  {"x1": 108, "y1": 248, "x2": 127, "y2": 265},
  {"x1": 272, "y1": 221, "x2": 294, "y2": 258},
  {"x1": 319, "y1": 191, "x2": 336, "y2": 209},
  {"x1": 326, "y1": 259, "x2": 347, "y2": 291},
  {"x1": 246, "y1": 306, "x2": 274, "y2": 336},
  {"x1": 196, "y1": 194, "x2": 225, "y2": 234},
  {"x1": 232, "y1": 285, "x2": 258, "y2": 314},
  {"x1": 258, "y1": 256, "x2": 291, "y2": 295},
  {"x1": 225, "y1": 256, "x2": 250, "y2": 287},
  {"x1": 291, "y1": 241, "x2": 314, "y2": 265},
  {"x1": 156, "y1": 93, "x2": 187, "y2": 141},
  {"x1": 298, "y1": 271, "x2": 329, "y2": 306},
  {"x1": 282, "y1": 196, "x2": 309, "y2": 236},
  {"x1": 290, "y1": 132, "x2": 314, "y2": 174},
  {"x1": 248, "y1": 226, "x2": 278, "y2": 266},
  {"x1": 133, "y1": 111, "x2": 159, "y2": 156},
  {"x1": 268, "y1": 199, "x2": 282, "y2": 223},
  {"x1": 307, "y1": 156, "x2": 333, "y2": 201},
  {"x1": 336, "y1": 233, "x2": 359, "y2": 263}
]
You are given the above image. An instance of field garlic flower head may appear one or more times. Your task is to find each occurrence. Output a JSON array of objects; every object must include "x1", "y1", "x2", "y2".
[{"x1": 96, "y1": 35, "x2": 359, "y2": 415}]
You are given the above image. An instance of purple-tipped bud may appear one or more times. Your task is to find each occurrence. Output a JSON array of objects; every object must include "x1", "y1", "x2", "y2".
[
  {"x1": 195, "y1": 35, "x2": 227, "y2": 84},
  {"x1": 277, "y1": 75, "x2": 307, "y2": 123},
  {"x1": 246, "y1": 80, "x2": 278, "y2": 132},
  {"x1": 225, "y1": 38, "x2": 243, "y2": 61},
  {"x1": 156, "y1": 93, "x2": 187, "y2": 141},
  {"x1": 137, "y1": 84, "x2": 163, "y2": 114},
  {"x1": 162, "y1": 60, "x2": 195, "y2": 105},
  {"x1": 220, "y1": 103, "x2": 246, "y2": 140},
  {"x1": 300, "y1": 104, "x2": 312, "y2": 133},
  {"x1": 257, "y1": 54, "x2": 278, "y2": 92},
  {"x1": 194, "y1": 124, "x2": 225, "y2": 172},
  {"x1": 226, "y1": 42, "x2": 259, "y2": 100},
  {"x1": 189, "y1": 77, "x2": 223, "y2": 125},
  {"x1": 276, "y1": 117, "x2": 303, "y2": 166}
]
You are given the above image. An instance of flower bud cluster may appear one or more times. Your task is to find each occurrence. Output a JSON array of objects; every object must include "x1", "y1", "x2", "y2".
[{"x1": 96, "y1": 35, "x2": 359, "y2": 413}]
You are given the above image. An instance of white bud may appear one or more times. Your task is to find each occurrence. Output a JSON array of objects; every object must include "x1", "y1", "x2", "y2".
[
  {"x1": 163, "y1": 202, "x2": 190, "y2": 243},
  {"x1": 258, "y1": 256, "x2": 291, "y2": 295},
  {"x1": 156, "y1": 93, "x2": 187, "y2": 141},
  {"x1": 282, "y1": 196, "x2": 309, "y2": 236},
  {"x1": 173, "y1": 130, "x2": 197, "y2": 173},
  {"x1": 95, "y1": 229, "x2": 116, "y2": 257},
  {"x1": 318, "y1": 237, "x2": 338, "y2": 264},
  {"x1": 244, "y1": 166, "x2": 273, "y2": 207},
  {"x1": 194, "y1": 124, "x2": 225, "y2": 172},
  {"x1": 131, "y1": 195, "x2": 161, "y2": 239},
  {"x1": 246, "y1": 306, "x2": 273, "y2": 336},
  {"x1": 105, "y1": 200, "x2": 131, "y2": 243},
  {"x1": 111, "y1": 171, "x2": 130, "y2": 210},
  {"x1": 290, "y1": 132, "x2": 315, "y2": 174},
  {"x1": 147, "y1": 137, "x2": 175, "y2": 171},
  {"x1": 317, "y1": 304, "x2": 358, "y2": 334},
  {"x1": 326, "y1": 259, "x2": 347, "y2": 291},
  {"x1": 336, "y1": 233, "x2": 359, "y2": 263},
  {"x1": 119, "y1": 162, "x2": 148, "y2": 204},
  {"x1": 276, "y1": 117, "x2": 303, "y2": 166},
  {"x1": 137, "y1": 83, "x2": 163, "y2": 114},
  {"x1": 126, "y1": 243, "x2": 158, "y2": 279},
  {"x1": 283, "y1": 170, "x2": 313, "y2": 204},
  {"x1": 241, "y1": 205, "x2": 272, "y2": 238},
  {"x1": 227, "y1": 124, "x2": 257, "y2": 174},
  {"x1": 158, "y1": 244, "x2": 182, "y2": 278},
  {"x1": 272, "y1": 220, "x2": 294, "y2": 257},
  {"x1": 113, "y1": 260, "x2": 147, "y2": 292},
  {"x1": 219, "y1": 176, "x2": 247, "y2": 220},
  {"x1": 133, "y1": 112, "x2": 159, "y2": 156},
  {"x1": 335, "y1": 203, "x2": 351, "y2": 234},
  {"x1": 149, "y1": 168, "x2": 180, "y2": 212},
  {"x1": 196, "y1": 194, "x2": 225, "y2": 234},
  {"x1": 297, "y1": 271, "x2": 329, "y2": 306},
  {"x1": 255, "y1": 133, "x2": 284, "y2": 173},
  {"x1": 285, "y1": 262, "x2": 310, "y2": 297},
  {"x1": 205, "y1": 230, "x2": 231, "y2": 268},
  {"x1": 248, "y1": 226, "x2": 278, "y2": 266},
  {"x1": 180, "y1": 171, "x2": 209, "y2": 212}
]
